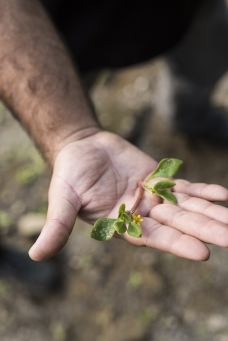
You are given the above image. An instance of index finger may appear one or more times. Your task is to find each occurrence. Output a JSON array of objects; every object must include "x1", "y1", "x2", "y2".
[{"x1": 174, "y1": 179, "x2": 228, "y2": 201}]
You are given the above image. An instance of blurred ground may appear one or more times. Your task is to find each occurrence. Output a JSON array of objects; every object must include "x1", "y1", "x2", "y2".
[{"x1": 1, "y1": 54, "x2": 228, "y2": 341}]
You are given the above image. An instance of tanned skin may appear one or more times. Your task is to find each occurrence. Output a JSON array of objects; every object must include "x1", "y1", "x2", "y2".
[
  {"x1": 1, "y1": 0, "x2": 228, "y2": 262},
  {"x1": 0, "y1": 0, "x2": 98, "y2": 163}
]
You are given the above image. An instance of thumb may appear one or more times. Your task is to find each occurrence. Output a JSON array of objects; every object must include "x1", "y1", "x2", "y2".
[{"x1": 29, "y1": 174, "x2": 81, "y2": 261}]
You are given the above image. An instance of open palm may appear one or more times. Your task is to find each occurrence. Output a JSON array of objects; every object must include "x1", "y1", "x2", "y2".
[{"x1": 29, "y1": 131, "x2": 228, "y2": 261}]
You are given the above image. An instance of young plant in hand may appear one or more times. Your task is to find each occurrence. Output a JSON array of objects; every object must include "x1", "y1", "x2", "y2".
[{"x1": 91, "y1": 158, "x2": 183, "y2": 241}]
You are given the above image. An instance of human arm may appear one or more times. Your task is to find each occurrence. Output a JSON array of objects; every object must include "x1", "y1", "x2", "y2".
[
  {"x1": 1, "y1": 0, "x2": 228, "y2": 262},
  {"x1": 0, "y1": 0, "x2": 99, "y2": 164}
]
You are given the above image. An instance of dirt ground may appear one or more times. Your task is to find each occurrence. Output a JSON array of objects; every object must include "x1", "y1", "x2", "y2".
[{"x1": 1, "y1": 57, "x2": 228, "y2": 341}]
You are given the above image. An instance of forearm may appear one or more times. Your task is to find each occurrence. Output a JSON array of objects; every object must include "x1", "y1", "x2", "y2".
[{"x1": 0, "y1": 0, "x2": 99, "y2": 164}]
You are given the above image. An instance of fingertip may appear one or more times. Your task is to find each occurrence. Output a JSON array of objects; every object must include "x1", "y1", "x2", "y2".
[
  {"x1": 189, "y1": 242, "x2": 210, "y2": 262},
  {"x1": 198, "y1": 247, "x2": 210, "y2": 262},
  {"x1": 28, "y1": 248, "x2": 40, "y2": 262},
  {"x1": 28, "y1": 243, "x2": 45, "y2": 262},
  {"x1": 171, "y1": 234, "x2": 210, "y2": 262},
  {"x1": 211, "y1": 188, "x2": 227, "y2": 201},
  {"x1": 175, "y1": 180, "x2": 228, "y2": 201},
  {"x1": 204, "y1": 184, "x2": 228, "y2": 201},
  {"x1": 28, "y1": 230, "x2": 52, "y2": 261},
  {"x1": 216, "y1": 186, "x2": 228, "y2": 201},
  {"x1": 181, "y1": 246, "x2": 210, "y2": 262}
]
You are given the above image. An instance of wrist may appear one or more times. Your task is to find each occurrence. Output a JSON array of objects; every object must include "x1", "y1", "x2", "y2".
[{"x1": 47, "y1": 124, "x2": 101, "y2": 167}]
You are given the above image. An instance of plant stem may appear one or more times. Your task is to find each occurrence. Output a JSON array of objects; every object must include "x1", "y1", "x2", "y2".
[{"x1": 130, "y1": 182, "x2": 144, "y2": 214}]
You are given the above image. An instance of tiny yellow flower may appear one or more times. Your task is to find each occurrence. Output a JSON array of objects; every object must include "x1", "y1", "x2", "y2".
[{"x1": 132, "y1": 213, "x2": 143, "y2": 225}]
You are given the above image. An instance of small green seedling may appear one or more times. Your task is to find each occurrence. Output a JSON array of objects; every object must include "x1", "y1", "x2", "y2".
[
  {"x1": 91, "y1": 158, "x2": 183, "y2": 241},
  {"x1": 91, "y1": 203, "x2": 143, "y2": 241},
  {"x1": 143, "y1": 158, "x2": 183, "y2": 204}
]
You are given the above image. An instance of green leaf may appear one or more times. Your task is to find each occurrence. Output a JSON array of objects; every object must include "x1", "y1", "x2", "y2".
[
  {"x1": 118, "y1": 203, "x2": 126, "y2": 217},
  {"x1": 145, "y1": 158, "x2": 183, "y2": 181},
  {"x1": 91, "y1": 218, "x2": 116, "y2": 241},
  {"x1": 118, "y1": 203, "x2": 131, "y2": 224},
  {"x1": 153, "y1": 180, "x2": 176, "y2": 191},
  {"x1": 143, "y1": 177, "x2": 175, "y2": 191},
  {"x1": 114, "y1": 220, "x2": 127, "y2": 234},
  {"x1": 155, "y1": 189, "x2": 177, "y2": 204},
  {"x1": 127, "y1": 222, "x2": 142, "y2": 238},
  {"x1": 142, "y1": 158, "x2": 182, "y2": 204},
  {"x1": 144, "y1": 180, "x2": 178, "y2": 204}
]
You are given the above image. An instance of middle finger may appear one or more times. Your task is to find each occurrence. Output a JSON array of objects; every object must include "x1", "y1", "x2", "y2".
[
  {"x1": 150, "y1": 203, "x2": 228, "y2": 247},
  {"x1": 175, "y1": 192, "x2": 228, "y2": 225}
]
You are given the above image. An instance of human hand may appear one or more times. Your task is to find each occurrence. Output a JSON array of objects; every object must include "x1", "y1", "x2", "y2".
[{"x1": 28, "y1": 131, "x2": 228, "y2": 261}]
